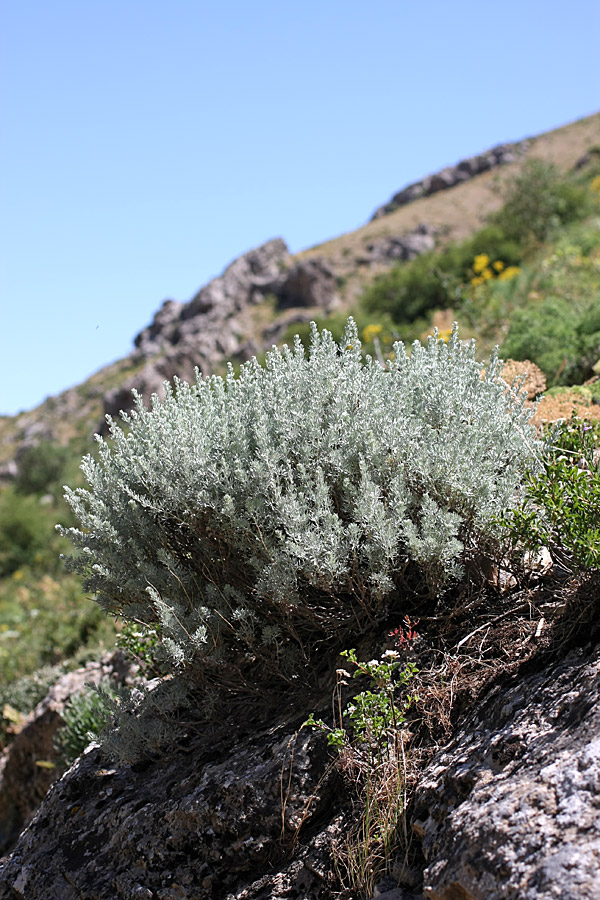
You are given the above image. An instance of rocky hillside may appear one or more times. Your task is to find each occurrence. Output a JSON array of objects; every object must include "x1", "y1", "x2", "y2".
[
  {"x1": 2, "y1": 630, "x2": 598, "y2": 899},
  {"x1": 1, "y1": 112, "x2": 600, "y2": 900},
  {"x1": 1, "y1": 112, "x2": 599, "y2": 471}
]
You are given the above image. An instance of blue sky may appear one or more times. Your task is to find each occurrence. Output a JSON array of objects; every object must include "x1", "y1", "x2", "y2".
[{"x1": 1, "y1": 0, "x2": 599, "y2": 416}]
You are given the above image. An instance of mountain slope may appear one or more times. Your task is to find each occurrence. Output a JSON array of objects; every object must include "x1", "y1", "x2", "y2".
[{"x1": 1, "y1": 111, "x2": 599, "y2": 469}]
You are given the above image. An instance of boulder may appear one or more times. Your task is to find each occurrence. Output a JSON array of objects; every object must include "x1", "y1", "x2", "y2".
[
  {"x1": 413, "y1": 642, "x2": 600, "y2": 900},
  {"x1": 2, "y1": 639, "x2": 600, "y2": 898},
  {"x1": 363, "y1": 224, "x2": 436, "y2": 264},
  {"x1": 0, "y1": 651, "x2": 139, "y2": 857},
  {"x1": 134, "y1": 238, "x2": 290, "y2": 359},
  {"x1": 271, "y1": 258, "x2": 340, "y2": 310},
  {"x1": 500, "y1": 359, "x2": 547, "y2": 400},
  {"x1": 100, "y1": 240, "x2": 344, "y2": 430},
  {"x1": 0, "y1": 719, "x2": 335, "y2": 899}
]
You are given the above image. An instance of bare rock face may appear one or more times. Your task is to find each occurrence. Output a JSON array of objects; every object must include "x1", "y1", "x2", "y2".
[
  {"x1": 133, "y1": 238, "x2": 291, "y2": 361},
  {"x1": 361, "y1": 223, "x2": 436, "y2": 264},
  {"x1": 0, "y1": 651, "x2": 138, "y2": 857},
  {"x1": 371, "y1": 141, "x2": 530, "y2": 220},
  {"x1": 413, "y1": 642, "x2": 600, "y2": 900},
  {"x1": 1, "y1": 641, "x2": 599, "y2": 899},
  {"x1": 501, "y1": 358, "x2": 547, "y2": 400},
  {"x1": 0, "y1": 721, "x2": 335, "y2": 900},
  {"x1": 269, "y1": 258, "x2": 340, "y2": 310},
  {"x1": 100, "y1": 240, "x2": 343, "y2": 426}
]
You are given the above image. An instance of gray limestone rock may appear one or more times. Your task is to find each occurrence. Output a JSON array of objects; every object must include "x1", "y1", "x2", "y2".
[
  {"x1": 268, "y1": 257, "x2": 340, "y2": 310},
  {"x1": 133, "y1": 238, "x2": 290, "y2": 359},
  {"x1": 413, "y1": 643, "x2": 600, "y2": 900},
  {"x1": 2, "y1": 641, "x2": 599, "y2": 898},
  {"x1": 363, "y1": 223, "x2": 436, "y2": 264},
  {"x1": 100, "y1": 240, "x2": 342, "y2": 430}
]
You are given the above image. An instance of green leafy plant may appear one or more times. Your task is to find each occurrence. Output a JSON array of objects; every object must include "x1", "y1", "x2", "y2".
[
  {"x1": 305, "y1": 647, "x2": 418, "y2": 896},
  {"x1": 501, "y1": 415, "x2": 600, "y2": 575},
  {"x1": 55, "y1": 683, "x2": 115, "y2": 766},
  {"x1": 363, "y1": 225, "x2": 522, "y2": 325},
  {"x1": 499, "y1": 235, "x2": 600, "y2": 385},
  {"x1": 15, "y1": 441, "x2": 70, "y2": 497},
  {"x1": 116, "y1": 621, "x2": 165, "y2": 677},
  {"x1": 490, "y1": 159, "x2": 589, "y2": 249},
  {"x1": 0, "y1": 568, "x2": 114, "y2": 687},
  {"x1": 0, "y1": 489, "x2": 59, "y2": 577},
  {"x1": 0, "y1": 665, "x2": 63, "y2": 747}
]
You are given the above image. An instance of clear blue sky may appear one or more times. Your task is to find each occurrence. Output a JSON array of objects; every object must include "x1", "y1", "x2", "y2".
[{"x1": 1, "y1": 0, "x2": 599, "y2": 416}]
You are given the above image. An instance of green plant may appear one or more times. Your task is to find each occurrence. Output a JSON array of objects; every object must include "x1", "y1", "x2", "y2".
[
  {"x1": 116, "y1": 621, "x2": 165, "y2": 677},
  {"x1": 501, "y1": 292, "x2": 600, "y2": 386},
  {"x1": 305, "y1": 648, "x2": 418, "y2": 896},
  {"x1": 501, "y1": 415, "x2": 600, "y2": 575},
  {"x1": 0, "y1": 488, "x2": 64, "y2": 577},
  {"x1": 15, "y1": 441, "x2": 70, "y2": 496},
  {"x1": 0, "y1": 568, "x2": 114, "y2": 686},
  {"x1": 0, "y1": 664, "x2": 63, "y2": 747},
  {"x1": 60, "y1": 320, "x2": 538, "y2": 709},
  {"x1": 55, "y1": 683, "x2": 115, "y2": 765},
  {"x1": 363, "y1": 225, "x2": 522, "y2": 325},
  {"x1": 491, "y1": 159, "x2": 589, "y2": 249}
]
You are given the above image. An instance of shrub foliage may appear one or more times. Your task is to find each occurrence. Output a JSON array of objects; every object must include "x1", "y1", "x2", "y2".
[
  {"x1": 60, "y1": 320, "x2": 538, "y2": 696},
  {"x1": 502, "y1": 416, "x2": 600, "y2": 575}
]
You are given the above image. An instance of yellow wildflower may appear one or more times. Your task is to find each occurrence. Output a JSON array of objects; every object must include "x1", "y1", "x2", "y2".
[
  {"x1": 470, "y1": 275, "x2": 485, "y2": 287},
  {"x1": 493, "y1": 260, "x2": 505, "y2": 272},
  {"x1": 482, "y1": 267, "x2": 494, "y2": 280},
  {"x1": 473, "y1": 253, "x2": 490, "y2": 274},
  {"x1": 498, "y1": 265, "x2": 521, "y2": 281},
  {"x1": 362, "y1": 323, "x2": 383, "y2": 343}
]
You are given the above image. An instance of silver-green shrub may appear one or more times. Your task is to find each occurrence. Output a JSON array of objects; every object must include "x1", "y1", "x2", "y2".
[{"x1": 59, "y1": 320, "x2": 538, "y2": 693}]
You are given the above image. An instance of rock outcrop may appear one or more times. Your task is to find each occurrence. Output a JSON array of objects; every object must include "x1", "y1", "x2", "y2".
[
  {"x1": 101, "y1": 241, "x2": 341, "y2": 424},
  {"x1": 360, "y1": 223, "x2": 436, "y2": 264},
  {"x1": 500, "y1": 358, "x2": 547, "y2": 400},
  {"x1": 1, "y1": 640, "x2": 599, "y2": 899},
  {"x1": 133, "y1": 238, "x2": 291, "y2": 362},
  {"x1": 371, "y1": 141, "x2": 530, "y2": 220},
  {"x1": 412, "y1": 642, "x2": 600, "y2": 900},
  {"x1": 0, "y1": 718, "x2": 336, "y2": 900},
  {"x1": 0, "y1": 651, "x2": 139, "y2": 857}
]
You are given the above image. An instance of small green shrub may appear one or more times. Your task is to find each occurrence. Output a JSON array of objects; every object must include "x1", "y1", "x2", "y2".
[
  {"x1": 0, "y1": 569, "x2": 114, "y2": 685},
  {"x1": 501, "y1": 294, "x2": 600, "y2": 386},
  {"x1": 0, "y1": 488, "x2": 58, "y2": 577},
  {"x1": 305, "y1": 647, "x2": 417, "y2": 896},
  {"x1": 491, "y1": 159, "x2": 589, "y2": 248},
  {"x1": 0, "y1": 665, "x2": 62, "y2": 746},
  {"x1": 55, "y1": 684, "x2": 115, "y2": 765},
  {"x1": 501, "y1": 415, "x2": 600, "y2": 575},
  {"x1": 116, "y1": 621, "x2": 165, "y2": 677},
  {"x1": 15, "y1": 442, "x2": 70, "y2": 496},
  {"x1": 60, "y1": 320, "x2": 538, "y2": 701}
]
